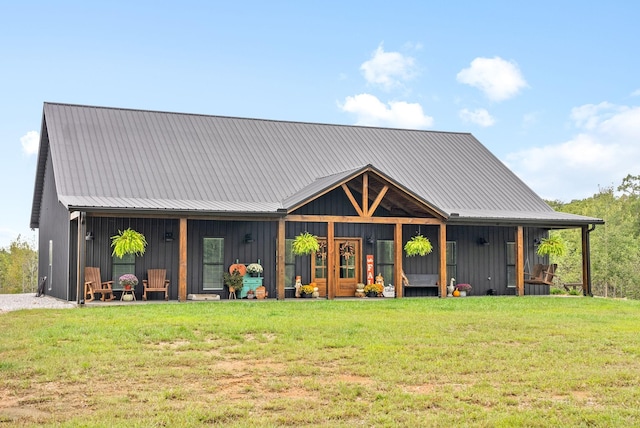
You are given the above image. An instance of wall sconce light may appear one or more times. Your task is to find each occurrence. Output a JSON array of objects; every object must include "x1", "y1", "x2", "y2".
[
  {"x1": 476, "y1": 237, "x2": 489, "y2": 246},
  {"x1": 244, "y1": 233, "x2": 254, "y2": 244},
  {"x1": 366, "y1": 234, "x2": 375, "y2": 245},
  {"x1": 533, "y1": 238, "x2": 541, "y2": 246},
  {"x1": 164, "y1": 232, "x2": 174, "y2": 242},
  {"x1": 85, "y1": 232, "x2": 94, "y2": 241}
]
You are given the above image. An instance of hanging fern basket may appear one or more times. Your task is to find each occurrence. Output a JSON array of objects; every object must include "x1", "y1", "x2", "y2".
[
  {"x1": 536, "y1": 235, "x2": 566, "y2": 257},
  {"x1": 110, "y1": 228, "x2": 148, "y2": 258},
  {"x1": 292, "y1": 232, "x2": 320, "y2": 256},
  {"x1": 404, "y1": 234, "x2": 433, "y2": 257}
]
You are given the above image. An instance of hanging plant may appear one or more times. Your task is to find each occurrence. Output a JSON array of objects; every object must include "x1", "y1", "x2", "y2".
[
  {"x1": 110, "y1": 228, "x2": 147, "y2": 258},
  {"x1": 340, "y1": 241, "x2": 355, "y2": 260},
  {"x1": 404, "y1": 234, "x2": 433, "y2": 257},
  {"x1": 536, "y1": 235, "x2": 566, "y2": 257},
  {"x1": 292, "y1": 232, "x2": 320, "y2": 256}
]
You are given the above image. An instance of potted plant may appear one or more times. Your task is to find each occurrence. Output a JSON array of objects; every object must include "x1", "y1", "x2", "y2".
[
  {"x1": 363, "y1": 283, "x2": 383, "y2": 297},
  {"x1": 223, "y1": 269, "x2": 244, "y2": 294},
  {"x1": 292, "y1": 232, "x2": 320, "y2": 256},
  {"x1": 404, "y1": 234, "x2": 433, "y2": 257},
  {"x1": 246, "y1": 263, "x2": 263, "y2": 277},
  {"x1": 119, "y1": 274, "x2": 138, "y2": 290},
  {"x1": 111, "y1": 228, "x2": 147, "y2": 258},
  {"x1": 456, "y1": 283, "x2": 472, "y2": 296},
  {"x1": 536, "y1": 235, "x2": 566, "y2": 257},
  {"x1": 300, "y1": 284, "x2": 314, "y2": 297}
]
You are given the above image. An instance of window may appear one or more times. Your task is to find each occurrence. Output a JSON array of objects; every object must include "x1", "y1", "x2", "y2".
[
  {"x1": 446, "y1": 241, "x2": 457, "y2": 282},
  {"x1": 112, "y1": 253, "x2": 135, "y2": 291},
  {"x1": 506, "y1": 242, "x2": 516, "y2": 287},
  {"x1": 376, "y1": 240, "x2": 394, "y2": 286},
  {"x1": 285, "y1": 239, "x2": 296, "y2": 288},
  {"x1": 313, "y1": 240, "x2": 327, "y2": 281},
  {"x1": 203, "y1": 238, "x2": 224, "y2": 290}
]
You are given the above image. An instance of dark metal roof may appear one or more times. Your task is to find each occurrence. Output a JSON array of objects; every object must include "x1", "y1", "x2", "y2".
[{"x1": 30, "y1": 102, "x2": 603, "y2": 228}]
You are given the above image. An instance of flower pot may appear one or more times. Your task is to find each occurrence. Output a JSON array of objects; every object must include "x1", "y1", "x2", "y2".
[
  {"x1": 122, "y1": 293, "x2": 134, "y2": 301},
  {"x1": 366, "y1": 291, "x2": 378, "y2": 298},
  {"x1": 302, "y1": 293, "x2": 312, "y2": 298},
  {"x1": 459, "y1": 290, "x2": 467, "y2": 297}
]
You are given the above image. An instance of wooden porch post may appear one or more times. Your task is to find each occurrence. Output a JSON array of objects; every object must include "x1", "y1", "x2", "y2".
[
  {"x1": 516, "y1": 226, "x2": 524, "y2": 296},
  {"x1": 438, "y1": 222, "x2": 447, "y2": 298},
  {"x1": 582, "y1": 225, "x2": 590, "y2": 296},
  {"x1": 77, "y1": 212, "x2": 86, "y2": 304},
  {"x1": 394, "y1": 222, "x2": 403, "y2": 298},
  {"x1": 178, "y1": 217, "x2": 187, "y2": 302},
  {"x1": 277, "y1": 218, "x2": 286, "y2": 300},
  {"x1": 327, "y1": 221, "x2": 335, "y2": 299}
]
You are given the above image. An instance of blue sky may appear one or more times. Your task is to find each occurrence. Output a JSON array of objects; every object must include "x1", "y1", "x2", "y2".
[{"x1": 1, "y1": 1, "x2": 639, "y2": 249}]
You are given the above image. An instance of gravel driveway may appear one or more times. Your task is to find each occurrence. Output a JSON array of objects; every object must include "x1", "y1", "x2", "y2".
[{"x1": 0, "y1": 293, "x2": 77, "y2": 313}]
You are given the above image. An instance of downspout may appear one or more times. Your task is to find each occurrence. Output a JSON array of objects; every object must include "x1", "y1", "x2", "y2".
[{"x1": 585, "y1": 224, "x2": 596, "y2": 296}]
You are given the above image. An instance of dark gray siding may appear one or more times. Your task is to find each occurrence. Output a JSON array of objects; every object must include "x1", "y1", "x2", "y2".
[{"x1": 37, "y1": 147, "x2": 71, "y2": 300}]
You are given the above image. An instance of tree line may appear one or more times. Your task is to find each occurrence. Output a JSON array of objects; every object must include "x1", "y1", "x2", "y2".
[
  {"x1": 548, "y1": 174, "x2": 640, "y2": 299},
  {"x1": 0, "y1": 235, "x2": 38, "y2": 294}
]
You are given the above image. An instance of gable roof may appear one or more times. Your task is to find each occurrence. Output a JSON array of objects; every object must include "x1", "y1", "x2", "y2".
[{"x1": 31, "y1": 102, "x2": 602, "y2": 228}]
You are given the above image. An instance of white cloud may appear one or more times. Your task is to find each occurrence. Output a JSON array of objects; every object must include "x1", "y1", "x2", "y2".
[
  {"x1": 20, "y1": 131, "x2": 40, "y2": 155},
  {"x1": 339, "y1": 93, "x2": 433, "y2": 129},
  {"x1": 457, "y1": 57, "x2": 528, "y2": 102},
  {"x1": 505, "y1": 103, "x2": 640, "y2": 201},
  {"x1": 459, "y1": 108, "x2": 495, "y2": 127},
  {"x1": 360, "y1": 44, "x2": 417, "y2": 90},
  {"x1": 631, "y1": 89, "x2": 640, "y2": 97}
]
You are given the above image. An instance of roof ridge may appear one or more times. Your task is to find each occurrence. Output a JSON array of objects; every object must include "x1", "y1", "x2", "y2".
[{"x1": 42, "y1": 102, "x2": 472, "y2": 136}]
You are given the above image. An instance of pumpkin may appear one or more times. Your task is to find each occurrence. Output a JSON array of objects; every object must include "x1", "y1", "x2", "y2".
[
  {"x1": 229, "y1": 263, "x2": 247, "y2": 276},
  {"x1": 452, "y1": 289, "x2": 460, "y2": 297}
]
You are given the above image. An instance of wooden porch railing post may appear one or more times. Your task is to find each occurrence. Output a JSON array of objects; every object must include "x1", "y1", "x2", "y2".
[
  {"x1": 394, "y1": 222, "x2": 403, "y2": 298},
  {"x1": 516, "y1": 226, "x2": 524, "y2": 296},
  {"x1": 178, "y1": 217, "x2": 187, "y2": 302},
  {"x1": 277, "y1": 218, "x2": 286, "y2": 300}
]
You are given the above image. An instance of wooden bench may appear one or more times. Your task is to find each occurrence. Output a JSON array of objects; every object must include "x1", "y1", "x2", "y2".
[{"x1": 402, "y1": 273, "x2": 439, "y2": 296}]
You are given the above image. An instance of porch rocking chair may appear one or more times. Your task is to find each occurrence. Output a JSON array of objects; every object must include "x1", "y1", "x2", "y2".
[
  {"x1": 84, "y1": 267, "x2": 115, "y2": 302},
  {"x1": 142, "y1": 269, "x2": 170, "y2": 301}
]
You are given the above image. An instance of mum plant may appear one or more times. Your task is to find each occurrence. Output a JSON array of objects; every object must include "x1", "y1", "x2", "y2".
[
  {"x1": 363, "y1": 283, "x2": 383, "y2": 295},
  {"x1": 300, "y1": 284, "x2": 315, "y2": 295},
  {"x1": 246, "y1": 263, "x2": 263, "y2": 276},
  {"x1": 456, "y1": 283, "x2": 472, "y2": 292},
  {"x1": 119, "y1": 274, "x2": 139, "y2": 288}
]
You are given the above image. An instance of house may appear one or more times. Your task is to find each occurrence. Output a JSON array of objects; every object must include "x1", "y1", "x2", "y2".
[{"x1": 30, "y1": 102, "x2": 603, "y2": 302}]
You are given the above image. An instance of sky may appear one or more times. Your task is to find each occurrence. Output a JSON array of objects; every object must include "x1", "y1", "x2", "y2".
[{"x1": 1, "y1": 1, "x2": 639, "y2": 249}]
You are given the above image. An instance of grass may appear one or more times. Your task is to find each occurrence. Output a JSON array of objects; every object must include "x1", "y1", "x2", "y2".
[{"x1": 1, "y1": 297, "x2": 640, "y2": 427}]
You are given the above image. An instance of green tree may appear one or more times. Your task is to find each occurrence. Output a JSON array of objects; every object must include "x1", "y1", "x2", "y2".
[{"x1": 0, "y1": 235, "x2": 38, "y2": 294}]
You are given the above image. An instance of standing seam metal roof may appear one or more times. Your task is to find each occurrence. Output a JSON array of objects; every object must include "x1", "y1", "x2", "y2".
[{"x1": 31, "y1": 102, "x2": 602, "y2": 227}]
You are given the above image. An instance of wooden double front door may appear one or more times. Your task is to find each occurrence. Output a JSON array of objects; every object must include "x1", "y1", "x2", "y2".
[{"x1": 312, "y1": 238, "x2": 361, "y2": 298}]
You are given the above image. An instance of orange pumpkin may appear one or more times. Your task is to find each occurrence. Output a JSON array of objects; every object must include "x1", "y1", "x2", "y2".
[
  {"x1": 229, "y1": 263, "x2": 247, "y2": 276},
  {"x1": 452, "y1": 289, "x2": 460, "y2": 297}
]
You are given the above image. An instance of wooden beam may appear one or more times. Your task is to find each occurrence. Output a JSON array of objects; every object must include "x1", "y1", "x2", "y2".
[
  {"x1": 327, "y1": 221, "x2": 335, "y2": 300},
  {"x1": 285, "y1": 214, "x2": 441, "y2": 225},
  {"x1": 277, "y1": 218, "x2": 286, "y2": 300},
  {"x1": 394, "y1": 222, "x2": 403, "y2": 298},
  {"x1": 178, "y1": 217, "x2": 187, "y2": 302},
  {"x1": 439, "y1": 222, "x2": 447, "y2": 298},
  {"x1": 516, "y1": 226, "x2": 524, "y2": 296},
  {"x1": 582, "y1": 226, "x2": 589, "y2": 296},
  {"x1": 367, "y1": 185, "x2": 388, "y2": 216},
  {"x1": 362, "y1": 173, "x2": 369, "y2": 217},
  {"x1": 341, "y1": 184, "x2": 364, "y2": 217}
]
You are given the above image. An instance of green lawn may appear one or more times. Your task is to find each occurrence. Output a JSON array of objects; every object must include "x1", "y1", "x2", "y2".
[{"x1": 1, "y1": 296, "x2": 639, "y2": 427}]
